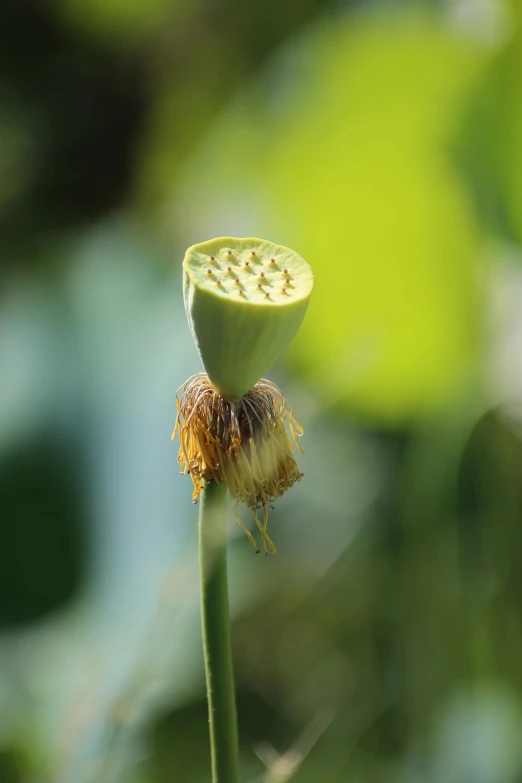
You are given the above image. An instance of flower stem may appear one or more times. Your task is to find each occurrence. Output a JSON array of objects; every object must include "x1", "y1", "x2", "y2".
[{"x1": 199, "y1": 480, "x2": 240, "y2": 783}]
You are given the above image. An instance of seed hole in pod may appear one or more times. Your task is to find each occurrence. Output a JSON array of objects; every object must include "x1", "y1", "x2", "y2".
[
  {"x1": 285, "y1": 278, "x2": 290, "y2": 284},
  {"x1": 257, "y1": 284, "x2": 263, "y2": 289},
  {"x1": 282, "y1": 288, "x2": 287, "y2": 294},
  {"x1": 244, "y1": 261, "x2": 250, "y2": 267},
  {"x1": 283, "y1": 268, "x2": 288, "y2": 274},
  {"x1": 265, "y1": 292, "x2": 270, "y2": 298},
  {"x1": 210, "y1": 256, "x2": 215, "y2": 260},
  {"x1": 235, "y1": 278, "x2": 240, "y2": 284},
  {"x1": 216, "y1": 280, "x2": 221, "y2": 286},
  {"x1": 260, "y1": 272, "x2": 265, "y2": 277},
  {"x1": 270, "y1": 258, "x2": 276, "y2": 264},
  {"x1": 207, "y1": 269, "x2": 213, "y2": 274},
  {"x1": 227, "y1": 250, "x2": 232, "y2": 255},
  {"x1": 227, "y1": 266, "x2": 232, "y2": 272}
]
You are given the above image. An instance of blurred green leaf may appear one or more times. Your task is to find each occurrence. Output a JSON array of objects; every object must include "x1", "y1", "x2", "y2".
[{"x1": 458, "y1": 6, "x2": 522, "y2": 245}]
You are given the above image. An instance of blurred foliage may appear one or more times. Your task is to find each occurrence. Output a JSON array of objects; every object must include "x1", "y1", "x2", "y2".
[
  {"x1": 2, "y1": 0, "x2": 522, "y2": 782},
  {"x1": 458, "y1": 1, "x2": 522, "y2": 244},
  {"x1": 135, "y1": 0, "x2": 341, "y2": 209},
  {"x1": 0, "y1": 429, "x2": 85, "y2": 626},
  {"x1": 54, "y1": 0, "x2": 187, "y2": 46}
]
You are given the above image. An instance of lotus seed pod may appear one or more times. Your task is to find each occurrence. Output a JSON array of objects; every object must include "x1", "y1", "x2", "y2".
[{"x1": 182, "y1": 237, "x2": 314, "y2": 398}]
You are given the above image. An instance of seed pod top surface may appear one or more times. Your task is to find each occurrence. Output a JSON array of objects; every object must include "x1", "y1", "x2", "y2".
[{"x1": 183, "y1": 237, "x2": 314, "y2": 398}]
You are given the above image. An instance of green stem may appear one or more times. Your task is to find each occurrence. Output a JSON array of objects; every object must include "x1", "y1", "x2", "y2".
[{"x1": 199, "y1": 480, "x2": 240, "y2": 783}]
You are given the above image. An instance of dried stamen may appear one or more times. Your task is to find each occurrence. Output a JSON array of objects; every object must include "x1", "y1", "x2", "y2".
[{"x1": 172, "y1": 373, "x2": 304, "y2": 552}]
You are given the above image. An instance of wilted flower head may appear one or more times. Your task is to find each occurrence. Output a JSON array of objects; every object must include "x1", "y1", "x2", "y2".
[
  {"x1": 173, "y1": 373, "x2": 304, "y2": 553},
  {"x1": 174, "y1": 237, "x2": 313, "y2": 552}
]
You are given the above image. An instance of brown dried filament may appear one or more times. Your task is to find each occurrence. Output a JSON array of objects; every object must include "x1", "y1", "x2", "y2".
[{"x1": 172, "y1": 373, "x2": 304, "y2": 552}]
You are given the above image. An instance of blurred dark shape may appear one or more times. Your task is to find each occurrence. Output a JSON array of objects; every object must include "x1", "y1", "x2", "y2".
[
  {"x1": 0, "y1": 750, "x2": 22, "y2": 783},
  {"x1": 457, "y1": 410, "x2": 522, "y2": 687},
  {"x1": 0, "y1": 0, "x2": 149, "y2": 270},
  {"x1": 0, "y1": 428, "x2": 85, "y2": 627}
]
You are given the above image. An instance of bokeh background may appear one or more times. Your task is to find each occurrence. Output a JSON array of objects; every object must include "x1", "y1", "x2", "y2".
[{"x1": 2, "y1": 0, "x2": 522, "y2": 781}]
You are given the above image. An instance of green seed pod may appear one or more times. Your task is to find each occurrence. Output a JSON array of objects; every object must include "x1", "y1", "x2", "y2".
[{"x1": 182, "y1": 237, "x2": 314, "y2": 398}]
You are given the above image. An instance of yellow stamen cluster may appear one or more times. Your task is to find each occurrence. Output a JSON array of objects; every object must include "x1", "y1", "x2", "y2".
[{"x1": 172, "y1": 373, "x2": 304, "y2": 553}]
